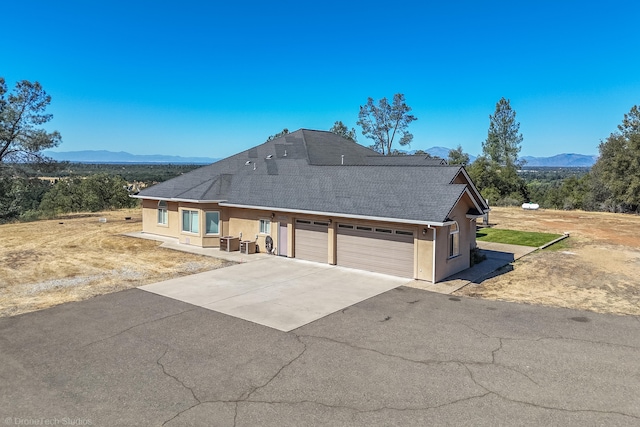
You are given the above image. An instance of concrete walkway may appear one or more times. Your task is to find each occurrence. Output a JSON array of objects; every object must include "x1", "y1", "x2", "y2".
[
  {"x1": 124, "y1": 231, "x2": 271, "y2": 263},
  {"x1": 408, "y1": 241, "x2": 538, "y2": 294}
]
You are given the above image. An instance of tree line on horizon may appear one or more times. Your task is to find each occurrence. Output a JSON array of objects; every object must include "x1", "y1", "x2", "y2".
[
  {"x1": 323, "y1": 93, "x2": 639, "y2": 213},
  {"x1": 1, "y1": 77, "x2": 639, "y2": 224}
]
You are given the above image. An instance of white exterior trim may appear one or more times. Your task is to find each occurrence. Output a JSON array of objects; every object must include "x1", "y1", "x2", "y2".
[
  {"x1": 217, "y1": 202, "x2": 448, "y2": 227},
  {"x1": 130, "y1": 195, "x2": 226, "y2": 203},
  {"x1": 432, "y1": 227, "x2": 437, "y2": 283},
  {"x1": 453, "y1": 168, "x2": 489, "y2": 212},
  {"x1": 444, "y1": 187, "x2": 485, "y2": 221},
  {"x1": 466, "y1": 213, "x2": 485, "y2": 219}
]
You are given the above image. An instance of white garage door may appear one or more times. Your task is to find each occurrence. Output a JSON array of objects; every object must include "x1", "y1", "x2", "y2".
[
  {"x1": 337, "y1": 224, "x2": 414, "y2": 278},
  {"x1": 294, "y1": 220, "x2": 329, "y2": 263}
]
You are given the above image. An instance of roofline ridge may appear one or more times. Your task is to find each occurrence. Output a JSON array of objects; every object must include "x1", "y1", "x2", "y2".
[
  {"x1": 172, "y1": 175, "x2": 218, "y2": 199},
  {"x1": 199, "y1": 174, "x2": 222, "y2": 199},
  {"x1": 299, "y1": 129, "x2": 312, "y2": 164}
]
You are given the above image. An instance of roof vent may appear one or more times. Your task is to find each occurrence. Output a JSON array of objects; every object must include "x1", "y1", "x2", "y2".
[
  {"x1": 245, "y1": 161, "x2": 252, "y2": 165},
  {"x1": 253, "y1": 163, "x2": 256, "y2": 171},
  {"x1": 266, "y1": 154, "x2": 273, "y2": 159},
  {"x1": 284, "y1": 150, "x2": 287, "y2": 157},
  {"x1": 341, "y1": 154, "x2": 344, "y2": 165}
]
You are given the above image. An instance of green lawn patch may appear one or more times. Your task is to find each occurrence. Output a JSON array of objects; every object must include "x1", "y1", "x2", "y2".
[{"x1": 476, "y1": 228, "x2": 562, "y2": 247}]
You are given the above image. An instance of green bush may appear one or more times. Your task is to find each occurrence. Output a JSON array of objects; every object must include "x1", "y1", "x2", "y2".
[{"x1": 39, "y1": 173, "x2": 138, "y2": 215}]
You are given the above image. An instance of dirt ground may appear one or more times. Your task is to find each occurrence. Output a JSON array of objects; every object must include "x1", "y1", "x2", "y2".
[
  {"x1": 0, "y1": 209, "x2": 232, "y2": 317},
  {"x1": 2, "y1": 207, "x2": 639, "y2": 318},
  {"x1": 456, "y1": 207, "x2": 640, "y2": 316}
]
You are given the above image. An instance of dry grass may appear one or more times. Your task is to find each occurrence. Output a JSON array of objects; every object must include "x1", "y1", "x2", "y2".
[
  {"x1": 0, "y1": 209, "x2": 233, "y2": 317},
  {"x1": 456, "y1": 207, "x2": 640, "y2": 316},
  {"x1": 3, "y1": 206, "x2": 639, "y2": 318}
]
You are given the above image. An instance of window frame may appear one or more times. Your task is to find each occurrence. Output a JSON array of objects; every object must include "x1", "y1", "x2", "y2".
[
  {"x1": 181, "y1": 209, "x2": 200, "y2": 234},
  {"x1": 157, "y1": 200, "x2": 168, "y2": 225},
  {"x1": 205, "y1": 211, "x2": 220, "y2": 235},
  {"x1": 259, "y1": 218, "x2": 271, "y2": 234},
  {"x1": 448, "y1": 221, "x2": 460, "y2": 258}
]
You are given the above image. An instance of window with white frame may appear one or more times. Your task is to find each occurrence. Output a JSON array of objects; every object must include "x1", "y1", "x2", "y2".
[
  {"x1": 205, "y1": 211, "x2": 220, "y2": 235},
  {"x1": 259, "y1": 219, "x2": 271, "y2": 234},
  {"x1": 449, "y1": 221, "x2": 460, "y2": 258},
  {"x1": 157, "y1": 201, "x2": 168, "y2": 225},
  {"x1": 182, "y1": 209, "x2": 199, "y2": 234}
]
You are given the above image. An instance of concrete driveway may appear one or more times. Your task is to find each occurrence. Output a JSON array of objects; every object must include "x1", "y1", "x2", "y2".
[
  {"x1": 1, "y1": 288, "x2": 638, "y2": 426},
  {"x1": 140, "y1": 257, "x2": 411, "y2": 331}
]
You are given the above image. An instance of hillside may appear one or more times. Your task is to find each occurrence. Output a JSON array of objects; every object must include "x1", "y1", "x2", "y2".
[
  {"x1": 403, "y1": 147, "x2": 596, "y2": 167},
  {"x1": 44, "y1": 150, "x2": 218, "y2": 164},
  {"x1": 521, "y1": 153, "x2": 597, "y2": 167},
  {"x1": 44, "y1": 148, "x2": 597, "y2": 167}
]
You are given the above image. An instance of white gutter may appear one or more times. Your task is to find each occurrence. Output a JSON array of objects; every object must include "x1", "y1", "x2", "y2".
[
  {"x1": 465, "y1": 214, "x2": 485, "y2": 219},
  {"x1": 217, "y1": 202, "x2": 449, "y2": 227},
  {"x1": 130, "y1": 195, "x2": 227, "y2": 203}
]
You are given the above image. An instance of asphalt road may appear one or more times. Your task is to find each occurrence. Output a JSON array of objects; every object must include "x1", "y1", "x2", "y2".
[{"x1": 1, "y1": 287, "x2": 639, "y2": 426}]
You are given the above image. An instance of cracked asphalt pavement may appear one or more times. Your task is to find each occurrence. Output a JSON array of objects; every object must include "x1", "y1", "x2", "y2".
[{"x1": 1, "y1": 287, "x2": 639, "y2": 426}]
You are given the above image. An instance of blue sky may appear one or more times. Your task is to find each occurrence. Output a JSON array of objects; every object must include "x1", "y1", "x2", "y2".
[{"x1": 3, "y1": 1, "x2": 639, "y2": 158}]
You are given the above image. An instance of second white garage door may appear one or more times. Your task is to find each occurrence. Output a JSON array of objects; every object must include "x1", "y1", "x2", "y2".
[
  {"x1": 294, "y1": 219, "x2": 329, "y2": 263},
  {"x1": 337, "y1": 224, "x2": 414, "y2": 278}
]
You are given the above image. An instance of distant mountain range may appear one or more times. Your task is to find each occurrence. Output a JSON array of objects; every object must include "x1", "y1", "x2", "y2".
[
  {"x1": 44, "y1": 148, "x2": 598, "y2": 167},
  {"x1": 520, "y1": 154, "x2": 597, "y2": 167},
  {"x1": 44, "y1": 150, "x2": 218, "y2": 164},
  {"x1": 418, "y1": 147, "x2": 597, "y2": 167}
]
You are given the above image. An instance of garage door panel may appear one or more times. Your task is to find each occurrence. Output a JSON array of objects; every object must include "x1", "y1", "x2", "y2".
[
  {"x1": 294, "y1": 222, "x2": 328, "y2": 263},
  {"x1": 338, "y1": 227, "x2": 413, "y2": 244},
  {"x1": 338, "y1": 240, "x2": 411, "y2": 262},
  {"x1": 337, "y1": 226, "x2": 414, "y2": 278}
]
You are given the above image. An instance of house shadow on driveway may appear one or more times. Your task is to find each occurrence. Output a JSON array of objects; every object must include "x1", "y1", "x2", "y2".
[{"x1": 407, "y1": 241, "x2": 536, "y2": 295}]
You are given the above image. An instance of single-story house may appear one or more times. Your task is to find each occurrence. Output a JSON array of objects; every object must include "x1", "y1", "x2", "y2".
[{"x1": 133, "y1": 129, "x2": 489, "y2": 282}]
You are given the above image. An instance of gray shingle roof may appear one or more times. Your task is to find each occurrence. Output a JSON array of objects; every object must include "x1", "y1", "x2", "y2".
[{"x1": 136, "y1": 129, "x2": 486, "y2": 223}]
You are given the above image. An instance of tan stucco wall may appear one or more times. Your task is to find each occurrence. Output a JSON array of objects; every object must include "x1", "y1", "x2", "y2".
[
  {"x1": 141, "y1": 199, "x2": 180, "y2": 238},
  {"x1": 433, "y1": 193, "x2": 476, "y2": 282},
  {"x1": 140, "y1": 198, "x2": 478, "y2": 281},
  {"x1": 328, "y1": 221, "x2": 337, "y2": 265},
  {"x1": 415, "y1": 227, "x2": 434, "y2": 281},
  {"x1": 141, "y1": 200, "x2": 225, "y2": 248},
  {"x1": 286, "y1": 216, "x2": 294, "y2": 258},
  {"x1": 227, "y1": 208, "x2": 275, "y2": 252}
]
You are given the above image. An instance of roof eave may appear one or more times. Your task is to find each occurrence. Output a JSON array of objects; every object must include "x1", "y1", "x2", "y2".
[
  {"x1": 131, "y1": 195, "x2": 227, "y2": 203},
  {"x1": 217, "y1": 202, "x2": 448, "y2": 227},
  {"x1": 466, "y1": 213, "x2": 485, "y2": 219},
  {"x1": 454, "y1": 167, "x2": 490, "y2": 210},
  {"x1": 444, "y1": 187, "x2": 487, "y2": 221}
]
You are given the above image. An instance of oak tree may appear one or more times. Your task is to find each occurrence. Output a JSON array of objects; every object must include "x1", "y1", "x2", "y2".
[
  {"x1": 0, "y1": 78, "x2": 61, "y2": 166},
  {"x1": 357, "y1": 94, "x2": 417, "y2": 155},
  {"x1": 329, "y1": 120, "x2": 357, "y2": 142},
  {"x1": 591, "y1": 105, "x2": 640, "y2": 212}
]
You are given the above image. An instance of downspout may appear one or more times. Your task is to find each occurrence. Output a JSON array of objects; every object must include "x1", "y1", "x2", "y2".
[
  {"x1": 470, "y1": 218, "x2": 476, "y2": 249},
  {"x1": 432, "y1": 226, "x2": 437, "y2": 283}
]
